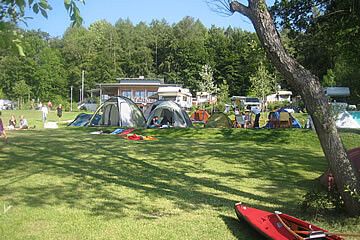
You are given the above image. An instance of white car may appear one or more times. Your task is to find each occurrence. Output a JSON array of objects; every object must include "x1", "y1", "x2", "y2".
[
  {"x1": 243, "y1": 97, "x2": 261, "y2": 110},
  {"x1": 0, "y1": 99, "x2": 14, "y2": 110}
]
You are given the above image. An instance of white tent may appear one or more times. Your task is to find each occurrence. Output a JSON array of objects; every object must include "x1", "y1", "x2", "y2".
[
  {"x1": 336, "y1": 111, "x2": 360, "y2": 129},
  {"x1": 89, "y1": 97, "x2": 146, "y2": 128}
]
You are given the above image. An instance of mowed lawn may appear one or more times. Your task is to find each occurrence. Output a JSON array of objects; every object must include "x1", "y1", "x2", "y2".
[{"x1": 0, "y1": 110, "x2": 360, "y2": 239}]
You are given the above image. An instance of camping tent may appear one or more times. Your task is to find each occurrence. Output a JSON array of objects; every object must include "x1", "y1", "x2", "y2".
[
  {"x1": 146, "y1": 101, "x2": 192, "y2": 128},
  {"x1": 319, "y1": 147, "x2": 360, "y2": 190},
  {"x1": 190, "y1": 109, "x2": 210, "y2": 123},
  {"x1": 263, "y1": 109, "x2": 302, "y2": 128},
  {"x1": 205, "y1": 112, "x2": 233, "y2": 128},
  {"x1": 143, "y1": 100, "x2": 165, "y2": 120},
  {"x1": 68, "y1": 113, "x2": 93, "y2": 127},
  {"x1": 88, "y1": 96, "x2": 146, "y2": 128}
]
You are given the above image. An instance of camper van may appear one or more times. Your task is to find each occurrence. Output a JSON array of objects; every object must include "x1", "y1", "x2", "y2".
[
  {"x1": 324, "y1": 87, "x2": 350, "y2": 110},
  {"x1": 324, "y1": 87, "x2": 350, "y2": 98},
  {"x1": 157, "y1": 86, "x2": 192, "y2": 109},
  {"x1": 244, "y1": 97, "x2": 261, "y2": 109},
  {"x1": 231, "y1": 96, "x2": 261, "y2": 110}
]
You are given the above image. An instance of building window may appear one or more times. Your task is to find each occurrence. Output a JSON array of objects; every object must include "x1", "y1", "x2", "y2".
[
  {"x1": 162, "y1": 96, "x2": 176, "y2": 101},
  {"x1": 147, "y1": 91, "x2": 157, "y2": 97},
  {"x1": 135, "y1": 90, "x2": 145, "y2": 99},
  {"x1": 122, "y1": 90, "x2": 132, "y2": 99},
  {"x1": 134, "y1": 90, "x2": 145, "y2": 103}
]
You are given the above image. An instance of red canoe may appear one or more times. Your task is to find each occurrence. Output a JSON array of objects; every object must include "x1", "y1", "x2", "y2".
[{"x1": 235, "y1": 203, "x2": 343, "y2": 240}]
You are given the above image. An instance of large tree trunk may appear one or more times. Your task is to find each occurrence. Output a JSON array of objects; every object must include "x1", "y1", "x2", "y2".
[{"x1": 230, "y1": 0, "x2": 360, "y2": 215}]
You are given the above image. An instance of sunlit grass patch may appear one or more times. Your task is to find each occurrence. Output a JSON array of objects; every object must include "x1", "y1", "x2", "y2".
[{"x1": 0, "y1": 121, "x2": 359, "y2": 239}]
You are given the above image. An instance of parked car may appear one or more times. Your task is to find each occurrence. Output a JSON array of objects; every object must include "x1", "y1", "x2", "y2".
[
  {"x1": 243, "y1": 97, "x2": 261, "y2": 110},
  {"x1": 0, "y1": 99, "x2": 15, "y2": 110}
]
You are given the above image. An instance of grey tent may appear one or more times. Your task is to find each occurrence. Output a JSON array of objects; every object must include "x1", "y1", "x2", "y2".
[
  {"x1": 146, "y1": 101, "x2": 192, "y2": 128},
  {"x1": 88, "y1": 96, "x2": 146, "y2": 128},
  {"x1": 143, "y1": 100, "x2": 165, "y2": 120}
]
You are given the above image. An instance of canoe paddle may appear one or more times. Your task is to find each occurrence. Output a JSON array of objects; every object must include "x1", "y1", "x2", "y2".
[{"x1": 295, "y1": 230, "x2": 360, "y2": 238}]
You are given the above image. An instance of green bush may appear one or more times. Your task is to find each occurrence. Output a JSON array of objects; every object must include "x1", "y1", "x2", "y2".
[
  {"x1": 300, "y1": 186, "x2": 344, "y2": 216},
  {"x1": 47, "y1": 96, "x2": 79, "y2": 112},
  {"x1": 267, "y1": 101, "x2": 290, "y2": 111}
]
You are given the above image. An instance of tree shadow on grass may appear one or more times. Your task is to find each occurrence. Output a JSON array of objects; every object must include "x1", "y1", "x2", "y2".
[
  {"x1": 0, "y1": 128, "x2": 326, "y2": 221},
  {"x1": 219, "y1": 214, "x2": 266, "y2": 240}
]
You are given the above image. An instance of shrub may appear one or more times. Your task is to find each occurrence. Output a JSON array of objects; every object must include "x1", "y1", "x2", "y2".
[
  {"x1": 300, "y1": 186, "x2": 344, "y2": 216},
  {"x1": 267, "y1": 101, "x2": 290, "y2": 111}
]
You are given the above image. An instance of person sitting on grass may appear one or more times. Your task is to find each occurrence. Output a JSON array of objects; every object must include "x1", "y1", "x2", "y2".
[
  {"x1": 8, "y1": 115, "x2": 16, "y2": 130},
  {"x1": 149, "y1": 116, "x2": 161, "y2": 128},
  {"x1": 244, "y1": 110, "x2": 251, "y2": 128},
  {"x1": 0, "y1": 112, "x2": 8, "y2": 143},
  {"x1": 236, "y1": 112, "x2": 245, "y2": 128},
  {"x1": 19, "y1": 115, "x2": 29, "y2": 130}
]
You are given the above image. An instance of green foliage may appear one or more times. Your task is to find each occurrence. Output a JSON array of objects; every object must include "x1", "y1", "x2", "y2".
[
  {"x1": 300, "y1": 187, "x2": 344, "y2": 216},
  {"x1": 267, "y1": 100, "x2": 290, "y2": 111},
  {"x1": 345, "y1": 186, "x2": 360, "y2": 203},
  {"x1": 169, "y1": 17, "x2": 208, "y2": 91},
  {"x1": 215, "y1": 80, "x2": 230, "y2": 112},
  {"x1": 0, "y1": 0, "x2": 83, "y2": 26},
  {"x1": 248, "y1": 62, "x2": 277, "y2": 101},
  {"x1": 272, "y1": 0, "x2": 360, "y2": 103},
  {"x1": 323, "y1": 69, "x2": 336, "y2": 87},
  {"x1": 13, "y1": 79, "x2": 31, "y2": 98},
  {"x1": 0, "y1": 0, "x2": 84, "y2": 58},
  {"x1": 198, "y1": 64, "x2": 217, "y2": 94},
  {"x1": 13, "y1": 79, "x2": 31, "y2": 109},
  {"x1": 0, "y1": 89, "x2": 4, "y2": 99},
  {"x1": 1, "y1": 17, "x2": 277, "y2": 104}
]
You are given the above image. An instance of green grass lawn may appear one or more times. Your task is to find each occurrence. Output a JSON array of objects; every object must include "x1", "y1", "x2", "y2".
[
  {"x1": 0, "y1": 111, "x2": 360, "y2": 239},
  {"x1": 0, "y1": 110, "x2": 81, "y2": 129}
]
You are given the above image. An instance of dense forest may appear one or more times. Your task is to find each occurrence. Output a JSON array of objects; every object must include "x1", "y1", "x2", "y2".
[
  {"x1": 0, "y1": 17, "x2": 275, "y2": 107},
  {"x1": 0, "y1": 0, "x2": 359, "y2": 109}
]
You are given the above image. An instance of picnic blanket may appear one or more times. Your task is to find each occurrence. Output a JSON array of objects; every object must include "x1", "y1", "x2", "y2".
[
  {"x1": 90, "y1": 128, "x2": 156, "y2": 141},
  {"x1": 127, "y1": 134, "x2": 157, "y2": 141}
]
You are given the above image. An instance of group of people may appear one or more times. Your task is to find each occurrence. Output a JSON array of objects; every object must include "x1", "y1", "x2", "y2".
[
  {"x1": 0, "y1": 113, "x2": 28, "y2": 143},
  {"x1": 0, "y1": 102, "x2": 64, "y2": 143},
  {"x1": 40, "y1": 103, "x2": 63, "y2": 124},
  {"x1": 233, "y1": 106, "x2": 261, "y2": 129},
  {"x1": 8, "y1": 115, "x2": 29, "y2": 130},
  {"x1": 149, "y1": 116, "x2": 161, "y2": 128}
]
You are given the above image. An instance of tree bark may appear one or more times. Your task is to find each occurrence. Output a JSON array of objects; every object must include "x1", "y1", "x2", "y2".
[{"x1": 230, "y1": 0, "x2": 360, "y2": 215}]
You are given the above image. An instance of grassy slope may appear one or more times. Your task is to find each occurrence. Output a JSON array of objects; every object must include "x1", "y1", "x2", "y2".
[{"x1": 0, "y1": 111, "x2": 359, "y2": 239}]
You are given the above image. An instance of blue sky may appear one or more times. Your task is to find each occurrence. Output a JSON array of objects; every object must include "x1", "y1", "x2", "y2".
[{"x1": 21, "y1": 0, "x2": 275, "y2": 37}]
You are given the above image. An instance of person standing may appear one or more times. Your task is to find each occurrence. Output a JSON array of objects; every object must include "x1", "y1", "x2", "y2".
[
  {"x1": 41, "y1": 104, "x2": 48, "y2": 125},
  {"x1": 0, "y1": 111, "x2": 8, "y2": 143},
  {"x1": 57, "y1": 104, "x2": 63, "y2": 120},
  {"x1": 47, "y1": 101, "x2": 53, "y2": 110},
  {"x1": 251, "y1": 106, "x2": 261, "y2": 129}
]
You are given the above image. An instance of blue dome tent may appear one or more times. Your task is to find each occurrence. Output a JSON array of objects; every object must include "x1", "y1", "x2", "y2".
[{"x1": 263, "y1": 109, "x2": 302, "y2": 128}]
